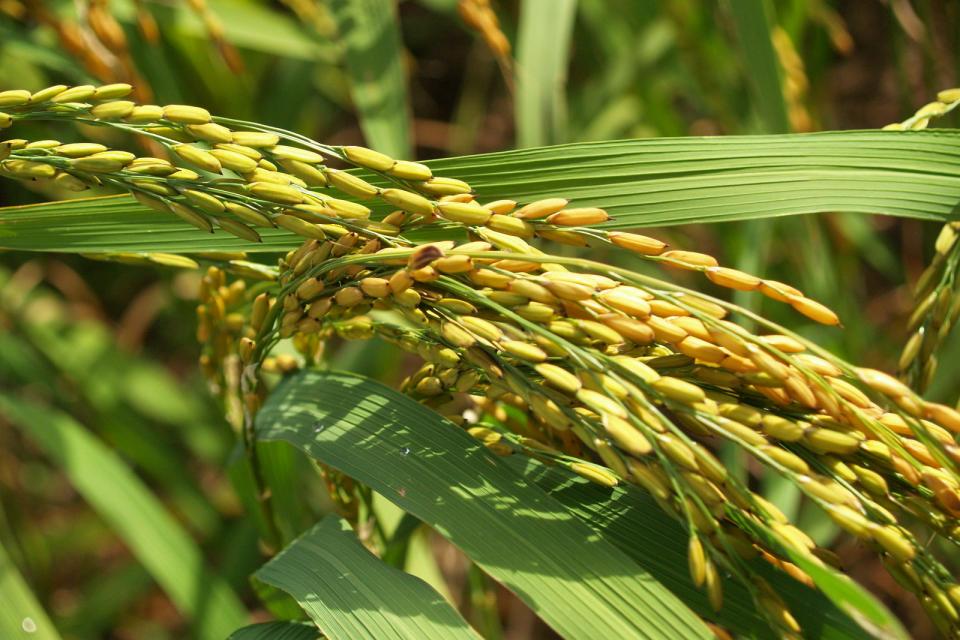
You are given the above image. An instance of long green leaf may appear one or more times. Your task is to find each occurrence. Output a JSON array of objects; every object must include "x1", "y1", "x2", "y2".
[
  {"x1": 515, "y1": 0, "x2": 578, "y2": 147},
  {"x1": 256, "y1": 370, "x2": 712, "y2": 640},
  {"x1": 329, "y1": 0, "x2": 412, "y2": 157},
  {"x1": 0, "y1": 319, "x2": 224, "y2": 536},
  {"x1": 728, "y1": 0, "x2": 789, "y2": 133},
  {"x1": 255, "y1": 515, "x2": 480, "y2": 639},
  {"x1": 512, "y1": 458, "x2": 904, "y2": 640},
  {"x1": 2, "y1": 131, "x2": 960, "y2": 253},
  {"x1": 0, "y1": 539, "x2": 60, "y2": 640},
  {"x1": 0, "y1": 394, "x2": 249, "y2": 640},
  {"x1": 437, "y1": 131, "x2": 960, "y2": 225},
  {"x1": 229, "y1": 621, "x2": 320, "y2": 640}
]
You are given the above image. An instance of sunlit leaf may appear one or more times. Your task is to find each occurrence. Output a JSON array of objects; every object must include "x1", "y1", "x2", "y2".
[
  {"x1": 256, "y1": 370, "x2": 712, "y2": 639},
  {"x1": 255, "y1": 515, "x2": 480, "y2": 639},
  {"x1": 0, "y1": 540, "x2": 61, "y2": 640},
  {"x1": 2, "y1": 131, "x2": 958, "y2": 253}
]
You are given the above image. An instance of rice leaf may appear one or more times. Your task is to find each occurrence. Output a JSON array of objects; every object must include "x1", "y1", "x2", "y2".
[
  {"x1": 255, "y1": 515, "x2": 480, "y2": 639},
  {"x1": 255, "y1": 369, "x2": 712, "y2": 639},
  {"x1": 329, "y1": 0, "x2": 413, "y2": 157},
  {"x1": 512, "y1": 458, "x2": 905, "y2": 640},
  {"x1": 728, "y1": 0, "x2": 789, "y2": 133},
  {"x1": 228, "y1": 621, "x2": 321, "y2": 640},
  {"x1": 2, "y1": 131, "x2": 959, "y2": 253},
  {"x1": 515, "y1": 0, "x2": 578, "y2": 147},
  {"x1": 0, "y1": 394, "x2": 249, "y2": 640},
  {"x1": 0, "y1": 540, "x2": 61, "y2": 640}
]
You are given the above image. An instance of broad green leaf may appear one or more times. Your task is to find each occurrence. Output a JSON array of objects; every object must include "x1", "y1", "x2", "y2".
[
  {"x1": 516, "y1": 0, "x2": 578, "y2": 147},
  {"x1": 329, "y1": 0, "x2": 412, "y2": 157},
  {"x1": 0, "y1": 540, "x2": 61, "y2": 640},
  {"x1": 255, "y1": 515, "x2": 480, "y2": 639},
  {"x1": 728, "y1": 0, "x2": 789, "y2": 133},
  {"x1": 512, "y1": 458, "x2": 902, "y2": 640},
  {"x1": 436, "y1": 131, "x2": 960, "y2": 226},
  {"x1": 229, "y1": 621, "x2": 320, "y2": 640},
  {"x1": 2, "y1": 131, "x2": 959, "y2": 253},
  {"x1": 256, "y1": 370, "x2": 712, "y2": 640},
  {"x1": 0, "y1": 394, "x2": 249, "y2": 640}
]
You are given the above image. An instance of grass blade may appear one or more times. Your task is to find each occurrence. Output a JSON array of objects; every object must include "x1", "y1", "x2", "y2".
[
  {"x1": 329, "y1": 0, "x2": 413, "y2": 157},
  {"x1": 432, "y1": 131, "x2": 960, "y2": 226},
  {"x1": 515, "y1": 0, "x2": 578, "y2": 147},
  {"x1": 728, "y1": 0, "x2": 789, "y2": 133},
  {"x1": 255, "y1": 515, "x2": 481, "y2": 639},
  {"x1": 0, "y1": 394, "x2": 249, "y2": 640},
  {"x1": 0, "y1": 540, "x2": 61, "y2": 640},
  {"x1": 256, "y1": 370, "x2": 712, "y2": 640},
  {"x1": 2, "y1": 131, "x2": 960, "y2": 253},
  {"x1": 511, "y1": 458, "x2": 903, "y2": 640},
  {"x1": 229, "y1": 622, "x2": 321, "y2": 640}
]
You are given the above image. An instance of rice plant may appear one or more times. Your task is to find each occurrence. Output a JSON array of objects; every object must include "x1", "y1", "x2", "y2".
[{"x1": 2, "y1": 2, "x2": 960, "y2": 639}]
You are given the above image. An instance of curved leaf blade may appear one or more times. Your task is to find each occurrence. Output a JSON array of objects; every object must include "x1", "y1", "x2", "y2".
[
  {"x1": 729, "y1": 0, "x2": 789, "y2": 133},
  {"x1": 255, "y1": 515, "x2": 480, "y2": 640},
  {"x1": 0, "y1": 394, "x2": 249, "y2": 640},
  {"x1": 329, "y1": 0, "x2": 412, "y2": 157},
  {"x1": 512, "y1": 458, "x2": 904, "y2": 640},
  {"x1": 229, "y1": 622, "x2": 320, "y2": 640},
  {"x1": 0, "y1": 540, "x2": 61, "y2": 640},
  {"x1": 256, "y1": 370, "x2": 712, "y2": 640},
  {"x1": 227, "y1": 621, "x2": 321, "y2": 640},
  {"x1": 431, "y1": 131, "x2": 960, "y2": 227},
  {"x1": 516, "y1": 0, "x2": 578, "y2": 147},
  {"x1": 2, "y1": 131, "x2": 959, "y2": 253}
]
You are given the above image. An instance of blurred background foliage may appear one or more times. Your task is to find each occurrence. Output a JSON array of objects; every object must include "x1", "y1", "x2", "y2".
[{"x1": 1, "y1": 0, "x2": 960, "y2": 637}]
